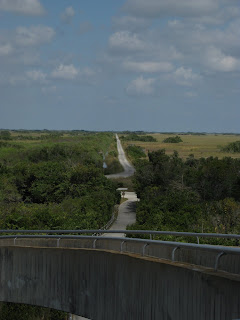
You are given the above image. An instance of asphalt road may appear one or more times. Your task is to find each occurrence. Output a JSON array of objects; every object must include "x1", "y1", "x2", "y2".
[{"x1": 105, "y1": 134, "x2": 135, "y2": 178}]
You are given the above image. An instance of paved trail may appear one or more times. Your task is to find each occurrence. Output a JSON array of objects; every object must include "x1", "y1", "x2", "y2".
[
  {"x1": 71, "y1": 135, "x2": 137, "y2": 320},
  {"x1": 105, "y1": 192, "x2": 137, "y2": 237},
  {"x1": 105, "y1": 134, "x2": 135, "y2": 179},
  {"x1": 72, "y1": 192, "x2": 137, "y2": 320}
]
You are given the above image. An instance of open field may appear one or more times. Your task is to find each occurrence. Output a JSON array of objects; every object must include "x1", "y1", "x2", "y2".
[{"x1": 121, "y1": 133, "x2": 240, "y2": 159}]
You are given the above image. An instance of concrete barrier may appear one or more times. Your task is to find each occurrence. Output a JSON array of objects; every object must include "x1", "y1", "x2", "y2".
[
  {"x1": 1, "y1": 237, "x2": 240, "y2": 274},
  {"x1": 0, "y1": 245, "x2": 240, "y2": 319}
]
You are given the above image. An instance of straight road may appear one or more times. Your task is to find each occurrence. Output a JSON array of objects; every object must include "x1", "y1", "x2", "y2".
[{"x1": 105, "y1": 134, "x2": 135, "y2": 178}]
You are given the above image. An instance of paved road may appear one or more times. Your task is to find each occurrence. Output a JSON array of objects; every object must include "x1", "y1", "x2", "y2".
[
  {"x1": 105, "y1": 192, "x2": 137, "y2": 237},
  {"x1": 105, "y1": 134, "x2": 135, "y2": 178},
  {"x1": 72, "y1": 135, "x2": 136, "y2": 319},
  {"x1": 71, "y1": 192, "x2": 137, "y2": 320}
]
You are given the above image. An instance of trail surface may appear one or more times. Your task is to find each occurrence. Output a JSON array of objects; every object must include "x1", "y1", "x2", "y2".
[
  {"x1": 72, "y1": 134, "x2": 136, "y2": 319},
  {"x1": 106, "y1": 134, "x2": 135, "y2": 178},
  {"x1": 71, "y1": 192, "x2": 137, "y2": 320},
  {"x1": 105, "y1": 192, "x2": 137, "y2": 237}
]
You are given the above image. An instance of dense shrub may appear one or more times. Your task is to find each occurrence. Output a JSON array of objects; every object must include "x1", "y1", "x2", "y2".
[
  {"x1": 222, "y1": 141, "x2": 240, "y2": 153},
  {"x1": 126, "y1": 145, "x2": 146, "y2": 161},
  {"x1": 0, "y1": 130, "x2": 11, "y2": 140},
  {"x1": 163, "y1": 136, "x2": 183, "y2": 143},
  {"x1": 122, "y1": 134, "x2": 157, "y2": 142},
  {"x1": 131, "y1": 149, "x2": 240, "y2": 240}
]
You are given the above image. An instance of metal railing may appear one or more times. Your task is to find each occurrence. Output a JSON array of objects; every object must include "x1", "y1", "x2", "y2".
[
  {"x1": 0, "y1": 229, "x2": 240, "y2": 242},
  {"x1": 0, "y1": 230, "x2": 240, "y2": 273}
]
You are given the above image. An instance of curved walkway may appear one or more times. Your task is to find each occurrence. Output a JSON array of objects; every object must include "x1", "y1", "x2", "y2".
[
  {"x1": 72, "y1": 192, "x2": 137, "y2": 320},
  {"x1": 105, "y1": 192, "x2": 137, "y2": 237}
]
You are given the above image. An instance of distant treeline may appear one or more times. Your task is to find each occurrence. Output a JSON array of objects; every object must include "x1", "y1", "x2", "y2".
[{"x1": 121, "y1": 134, "x2": 157, "y2": 142}]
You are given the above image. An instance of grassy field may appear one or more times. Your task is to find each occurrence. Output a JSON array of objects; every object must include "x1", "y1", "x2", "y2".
[{"x1": 121, "y1": 133, "x2": 240, "y2": 159}]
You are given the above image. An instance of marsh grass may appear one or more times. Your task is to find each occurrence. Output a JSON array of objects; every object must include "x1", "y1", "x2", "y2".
[{"x1": 122, "y1": 133, "x2": 240, "y2": 159}]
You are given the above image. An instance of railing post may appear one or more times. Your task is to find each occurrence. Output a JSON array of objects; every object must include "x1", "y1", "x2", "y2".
[
  {"x1": 14, "y1": 237, "x2": 17, "y2": 246},
  {"x1": 57, "y1": 238, "x2": 61, "y2": 247},
  {"x1": 196, "y1": 236, "x2": 200, "y2": 244},
  {"x1": 150, "y1": 234, "x2": 152, "y2": 240},
  {"x1": 214, "y1": 252, "x2": 226, "y2": 271},
  {"x1": 172, "y1": 246, "x2": 180, "y2": 262},
  {"x1": 142, "y1": 243, "x2": 149, "y2": 256},
  {"x1": 120, "y1": 240, "x2": 125, "y2": 253},
  {"x1": 93, "y1": 239, "x2": 97, "y2": 249}
]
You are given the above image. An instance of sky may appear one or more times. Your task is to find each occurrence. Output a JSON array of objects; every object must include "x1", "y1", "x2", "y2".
[{"x1": 0, "y1": 0, "x2": 239, "y2": 132}]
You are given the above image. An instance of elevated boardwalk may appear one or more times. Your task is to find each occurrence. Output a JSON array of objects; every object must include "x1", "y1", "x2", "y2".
[{"x1": 0, "y1": 232, "x2": 240, "y2": 319}]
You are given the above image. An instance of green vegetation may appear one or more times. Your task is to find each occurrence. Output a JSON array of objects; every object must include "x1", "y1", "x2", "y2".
[
  {"x1": 126, "y1": 145, "x2": 146, "y2": 162},
  {"x1": 121, "y1": 133, "x2": 240, "y2": 159},
  {"x1": 0, "y1": 130, "x2": 11, "y2": 140},
  {"x1": 222, "y1": 141, "x2": 240, "y2": 153},
  {"x1": 121, "y1": 133, "x2": 157, "y2": 142},
  {"x1": 0, "y1": 131, "x2": 121, "y2": 319},
  {"x1": 129, "y1": 150, "x2": 240, "y2": 245},
  {"x1": 0, "y1": 132, "x2": 121, "y2": 230},
  {"x1": 104, "y1": 137, "x2": 124, "y2": 175},
  {"x1": 0, "y1": 303, "x2": 66, "y2": 320},
  {"x1": 163, "y1": 136, "x2": 183, "y2": 143}
]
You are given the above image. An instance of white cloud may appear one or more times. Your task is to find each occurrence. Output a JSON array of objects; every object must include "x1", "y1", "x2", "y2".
[
  {"x1": 61, "y1": 6, "x2": 75, "y2": 24},
  {"x1": 0, "y1": 69, "x2": 47, "y2": 86},
  {"x1": 172, "y1": 67, "x2": 201, "y2": 85},
  {"x1": 0, "y1": 0, "x2": 45, "y2": 15},
  {"x1": 109, "y1": 31, "x2": 145, "y2": 52},
  {"x1": 112, "y1": 15, "x2": 150, "y2": 32},
  {"x1": 0, "y1": 43, "x2": 13, "y2": 56},
  {"x1": 16, "y1": 25, "x2": 55, "y2": 46},
  {"x1": 126, "y1": 75, "x2": 155, "y2": 95},
  {"x1": 51, "y1": 64, "x2": 78, "y2": 80},
  {"x1": 165, "y1": 17, "x2": 240, "y2": 55},
  {"x1": 205, "y1": 46, "x2": 240, "y2": 72},
  {"x1": 123, "y1": 61, "x2": 173, "y2": 73},
  {"x1": 26, "y1": 69, "x2": 46, "y2": 82},
  {"x1": 124, "y1": 0, "x2": 218, "y2": 18}
]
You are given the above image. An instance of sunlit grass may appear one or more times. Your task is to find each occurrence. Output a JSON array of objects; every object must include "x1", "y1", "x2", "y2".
[{"x1": 122, "y1": 134, "x2": 240, "y2": 159}]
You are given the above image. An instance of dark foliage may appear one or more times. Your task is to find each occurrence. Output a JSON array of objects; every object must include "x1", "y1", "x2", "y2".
[
  {"x1": 163, "y1": 136, "x2": 183, "y2": 143},
  {"x1": 131, "y1": 150, "x2": 240, "y2": 238},
  {"x1": 222, "y1": 141, "x2": 240, "y2": 153},
  {"x1": 121, "y1": 134, "x2": 157, "y2": 142}
]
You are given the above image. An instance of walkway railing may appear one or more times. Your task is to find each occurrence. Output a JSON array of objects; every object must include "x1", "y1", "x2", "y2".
[
  {"x1": 0, "y1": 229, "x2": 240, "y2": 242},
  {"x1": 0, "y1": 230, "x2": 240, "y2": 274}
]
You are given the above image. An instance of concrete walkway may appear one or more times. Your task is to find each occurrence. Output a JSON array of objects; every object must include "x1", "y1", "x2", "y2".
[
  {"x1": 72, "y1": 135, "x2": 137, "y2": 319},
  {"x1": 105, "y1": 192, "x2": 137, "y2": 237},
  {"x1": 71, "y1": 191, "x2": 137, "y2": 320}
]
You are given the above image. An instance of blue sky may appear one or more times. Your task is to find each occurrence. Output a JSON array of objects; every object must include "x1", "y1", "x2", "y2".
[{"x1": 0, "y1": 0, "x2": 239, "y2": 132}]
